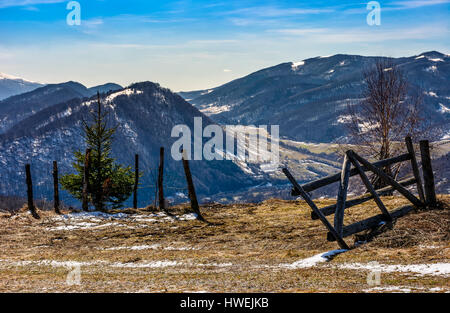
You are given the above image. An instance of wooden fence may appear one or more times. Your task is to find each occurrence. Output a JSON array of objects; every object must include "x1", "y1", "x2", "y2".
[
  {"x1": 282, "y1": 137, "x2": 437, "y2": 250},
  {"x1": 24, "y1": 146, "x2": 205, "y2": 222}
]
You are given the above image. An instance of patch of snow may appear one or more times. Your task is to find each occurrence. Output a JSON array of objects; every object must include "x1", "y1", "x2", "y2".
[
  {"x1": 105, "y1": 244, "x2": 161, "y2": 251},
  {"x1": 0, "y1": 259, "x2": 107, "y2": 268},
  {"x1": 425, "y1": 91, "x2": 438, "y2": 97},
  {"x1": 291, "y1": 61, "x2": 305, "y2": 70},
  {"x1": 259, "y1": 162, "x2": 278, "y2": 173},
  {"x1": 200, "y1": 104, "x2": 231, "y2": 115},
  {"x1": 426, "y1": 65, "x2": 437, "y2": 72},
  {"x1": 282, "y1": 249, "x2": 348, "y2": 269},
  {"x1": 105, "y1": 88, "x2": 143, "y2": 105},
  {"x1": 0, "y1": 72, "x2": 39, "y2": 83},
  {"x1": 337, "y1": 115, "x2": 353, "y2": 124},
  {"x1": 428, "y1": 57, "x2": 444, "y2": 62},
  {"x1": 438, "y1": 103, "x2": 450, "y2": 114},
  {"x1": 196, "y1": 262, "x2": 233, "y2": 268},
  {"x1": 111, "y1": 260, "x2": 180, "y2": 268},
  {"x1": 336, "y1": 262, "x2": 450, "y2": 277},
  {"x1": 200, "y1": 89, "x2": 214, "y2": 95},
  {"x1": 363, "y1": 286, "x2": 412, "y2": 293},
  {"x1": 178, "y1": 213, "x2": 199, "y2": 221},
  {"x1": 415, "y1": 55, "x2": 425, "y2": 60},
  {"x1": 48, "y1": 222, "x2": 121, "y2": 231}
]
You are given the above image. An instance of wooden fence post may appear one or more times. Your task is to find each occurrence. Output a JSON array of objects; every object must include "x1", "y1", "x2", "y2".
[
  {"x1": 82, "y1": 148, "x2": 91, "y2": 211},
  {"x1": 53, "y1": 161, "x2": 61, "y2": 214},
  {"x1": 25, "y1": 164, "x2": 39, "y2": 219},
  {"x1": 419, "y1": 140, "x2": 437, "y2": 207},
  {"x1": 182, "y1": 150, "x2": 205, "y2": 222},
  {"x1": 334, "y1": 154, "x2": 351, "y2": 236},
  {"x1": 133, "y1": 154, "x2": 139, "y2": 209},
  {"x1": 282, "y1": 167, "x2": 350, "y2": 250},
  {"x1": 405, "y1": 136, "x2": 425, "y2": 204},
  {"x1": 158, "y1": 147, "x2": 165, "y2": 212}
]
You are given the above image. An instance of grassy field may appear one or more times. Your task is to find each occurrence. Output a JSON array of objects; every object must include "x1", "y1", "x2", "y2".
[{"x1": 0, "y1": 195, "x2": 448, "y2": 293}]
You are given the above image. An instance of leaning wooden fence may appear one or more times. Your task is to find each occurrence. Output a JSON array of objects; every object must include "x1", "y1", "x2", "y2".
[{"x1": 282, "y1": 137, "x2": 437, "y2": 250}]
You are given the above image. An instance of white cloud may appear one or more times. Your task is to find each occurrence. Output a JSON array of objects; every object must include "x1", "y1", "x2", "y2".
[
  {"x1": 0, "y1": 0, "x2": 65, "y2": 8},
  {"x1": 225, "y1": 6, "x2": 333, "y2": 17},
  {"x1": 223, "y1": 69, "x2": 232, "y2": 72},
  {"x1": 391, "y1": 0, "x2": 450, "y2": 9},
  {"x1": 272, "y1": 25, "x2": 449, "y2": 43}
]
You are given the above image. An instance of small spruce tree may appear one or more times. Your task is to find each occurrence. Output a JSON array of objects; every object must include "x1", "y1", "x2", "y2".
[{"x1": 61, "y1": 93, "x2": 135, "y2": 211}]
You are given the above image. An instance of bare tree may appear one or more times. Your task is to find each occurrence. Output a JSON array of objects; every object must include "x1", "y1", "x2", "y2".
[{"x1": 345, "y1": 59, "x2": 424, "y2": 189}]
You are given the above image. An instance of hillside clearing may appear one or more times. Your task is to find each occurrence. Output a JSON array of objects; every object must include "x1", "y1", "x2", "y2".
[{"x1": 0, "y1": 196, "x2": 448, "y2": 293}]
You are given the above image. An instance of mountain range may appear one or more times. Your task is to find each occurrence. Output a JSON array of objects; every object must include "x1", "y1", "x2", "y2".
[
  {"x1": 179, "y1": 51, "x2": 450, "y2": 143},
  {"x1": 0, "y1": 73, "x2": 43, "y2": 101},
  {"x1": 0, "y1": 51, "x2": 448, "y2": 207},
  {"x1": 0, "y1": 82, "x2": 254, "y2": 207},
  {"x1": 0, "y1": 81, "x2": 122, "y2": 134}
]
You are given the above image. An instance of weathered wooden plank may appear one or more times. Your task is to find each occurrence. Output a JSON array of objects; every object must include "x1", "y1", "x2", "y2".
[
  {"x1": 327, "y1": 205, "x2": 414, "y2": 241},
  {"x1": 347, "y1": 151, "x2": 392, "y2": 220},
  {"x1": 291, "y1": 153, "x2": 411, "y2": 195},
  {"x1": 334, "y1": 155, "x2": 351, "y2": 237},
  {"x1": 53, "y1": 161, "x2": 61, "y2": 214},
  {"x1": 283, "y1": 168, "x2": 350, "y2": 250},
  {"x1": 350, "y1": 151, "x2": 422, "y2": 207},
  {"x1": 419, "y1": 140, "x2": 437, "y2": 207},
  {"x1": 82, "y1": 149, "x2": 91, "y2": 212},
  {"x1": 158, "y1": 147, "x2": 166, "y2": 212},
  {"x1": 405, "y1": 136, "x2": 425, "y2": 204},
  {"x1": 25, "y1": 164, "x2": 40, "y2": 219},
  {"x1": 133, "y1": 154, "x2": 139, "y2": 209},
  {"x1": 182, "y1": 150, "x2": 206, "y2": 222},
  {"x1": 311, "y1": 177, "x2": 416, "y2": 220}
]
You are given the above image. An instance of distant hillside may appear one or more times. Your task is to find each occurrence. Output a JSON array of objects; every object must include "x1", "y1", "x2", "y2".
[
  {"x1": 0, "y1": 82, "x2": 255, "y2": 207},
  {"x1": 0, "y1": 72, "x2": 43, "y2": 100},
  {"x1": 0, "y1": 81, "x2": 122, "y2": 134},
  {"x1": 88, "y1": 83, "x2": 123, "y2": 95},
  {"x1": 180, "y1": 51, "x2": 450, "y2": 143}
]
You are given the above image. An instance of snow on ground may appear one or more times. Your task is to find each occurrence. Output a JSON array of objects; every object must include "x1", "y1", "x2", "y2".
[
  {"x1": 291, "y1": 61, "x2": 305, "y2": 70},
  {"x1": 103, "y1": 244, "x2": 198, "y2": 251},
  {"x1": 336, "y1": 262, "x2": 450, "y2": 277},
  {"x1": 282, "y1": 249, "x2": 348, "y2": 269},
  {"x1": 0, "y1": 259, "x2": 231, "y2": 269},
  {"x1": 104, "y1": 88, "x2": 143, "y2": 106},
  {"x1": 363, "y1": 286, "x2": 413, "y2": 293},
  {"x1": 281, "y1": 250, "x2": 450, "y2": 277},
  {"x1": 425, "y1": 91, "x2": 438, "y2": 97},
  {"x1": 438, "y1": 103, "x2": 450, "y2": 114},
  {"x1": 111, "y1": 260, "x2": 180, "y2": 268},
  {"x1": 47, "y1": 211, "x2": 199, "y2": 231},
  {"x1": 363, "y1": 286, "x2": 448, "y2": 293},
  {"x1": 200, "y1": 103, "x2": 231, "y2": 114}
]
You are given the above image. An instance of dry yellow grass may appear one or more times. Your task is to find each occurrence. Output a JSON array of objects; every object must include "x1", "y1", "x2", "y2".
[{"x1": 0, "y1": 195, "x2": 448, "y2": 293}]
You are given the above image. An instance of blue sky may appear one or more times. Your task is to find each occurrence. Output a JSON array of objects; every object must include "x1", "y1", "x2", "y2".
[{"x1": 0, "y1": 0, "x2": 449, "y2": 91}]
